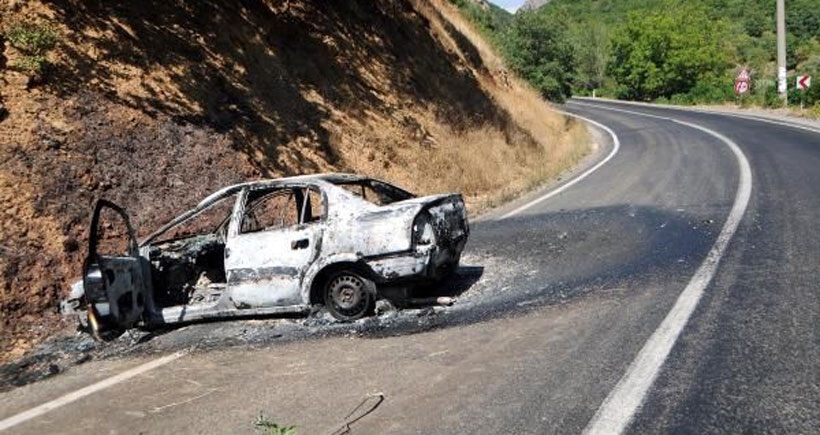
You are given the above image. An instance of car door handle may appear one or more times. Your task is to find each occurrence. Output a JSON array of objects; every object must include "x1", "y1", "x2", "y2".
[{"x1": 291, "y1": 238, "x2": 309, "y2": 250}]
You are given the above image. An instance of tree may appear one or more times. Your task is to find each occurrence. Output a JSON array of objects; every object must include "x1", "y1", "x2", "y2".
[
  {"x1": 608, "y1": 3, "x2": 730, "y2": 101},
  {"x1": 502, "y1": 10, "x2": 575, "y2": 102},
  {"x1": 571, "y1": 18, "x2": 610, "y2": 92}
]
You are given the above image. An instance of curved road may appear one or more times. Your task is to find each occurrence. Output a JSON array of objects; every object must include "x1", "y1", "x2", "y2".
[{"x1": 0, "y1": 100, "x2": 818, "y2": 434}]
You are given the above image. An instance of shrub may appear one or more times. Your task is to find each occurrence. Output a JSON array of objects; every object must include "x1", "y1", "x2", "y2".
[
  {"x1": 685, "y1": 75, "x2": 735, "y2": 104},
  {"x1": 7, "y1": 21, "x2": 57, "y2": 54},
  {"x1": 763, "y1": 84, "x2": 781, "y2": 108},
  {"x1": 808, "y1": 102, "x2": 820, "y2": 119},
  {"x1": 10, "y1": 55, "x2": 49, "y2": 74},
  {"x1": 5, "y1": 20, "x2": 59, "y2": 75}
]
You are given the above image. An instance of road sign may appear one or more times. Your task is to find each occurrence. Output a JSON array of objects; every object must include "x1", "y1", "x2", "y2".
[
  {"x1": 735, "y1": 69, "x2": 751, "y2": 95},
  {"x1": 797, "y1": 75, "x2": 811, "y2": 91}
]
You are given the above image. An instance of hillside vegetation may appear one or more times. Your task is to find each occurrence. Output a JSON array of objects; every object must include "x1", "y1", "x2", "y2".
[
  {"x1": 0, "y1": 0, "x2": 589, "y2": 360},
  {"x1": 453, "y1": 0, "x2": 820, "y2": 113}
]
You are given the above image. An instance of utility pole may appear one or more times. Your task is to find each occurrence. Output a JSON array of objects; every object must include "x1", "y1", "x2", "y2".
[{"x1": 777, "y1": 0, "x2": 787, "y2": 107}]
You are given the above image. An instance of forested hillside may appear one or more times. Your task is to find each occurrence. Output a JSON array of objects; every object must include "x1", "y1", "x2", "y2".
[{"x1": 453, "y1": 0, "x2": 820, "y2": 111}]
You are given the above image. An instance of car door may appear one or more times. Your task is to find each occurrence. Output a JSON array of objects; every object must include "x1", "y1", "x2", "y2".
[
  {"x1": 224, "y1": 186, "x2": 324, "y2": 308},
  {"x1": 83, "y1": 200, "x2": 152, "y2": 335}
]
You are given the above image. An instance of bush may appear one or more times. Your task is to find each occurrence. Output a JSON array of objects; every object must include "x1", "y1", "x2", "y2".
[
  {"x1": 805, "y1": 82, "x2": 820, "y2": 106},
  {"x1": 667, "y1": 94, "x2": 692, "y2": 105},
  {"x1": 685, "y1": 75, "x2": 736, "y2": 104},
  {"x1": 808, "y1": 102, "x2": 820, "y2": 119},
  {"x1": 763, "y1": 84, "x2": 781, "y2": 108},
  {"x1": 7, "y1": 21, "x2": 57, "y2": 54},
  {"x1": 5, "y1": 20, "x2": 59, "y2": 75},
  {"x1": 11, "y1": 55, "x2": 49, "y2": 74}
]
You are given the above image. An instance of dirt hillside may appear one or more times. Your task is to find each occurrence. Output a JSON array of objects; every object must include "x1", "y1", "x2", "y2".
[{"x1": 0, "y1": 0, "x2": 589, "y2": 361}]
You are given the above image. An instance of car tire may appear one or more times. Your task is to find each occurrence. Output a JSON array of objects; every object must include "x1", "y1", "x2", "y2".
[{"x1": 324, "y1": 271, "x2": 375, "y2": 321}]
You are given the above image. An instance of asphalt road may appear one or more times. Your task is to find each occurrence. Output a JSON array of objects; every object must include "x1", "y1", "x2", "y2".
[{"x1": 0, "y1": 100, "x2": 818, "y2": 434}]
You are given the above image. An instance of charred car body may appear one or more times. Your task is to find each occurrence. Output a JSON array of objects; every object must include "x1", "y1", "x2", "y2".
[{"x1": 61, "y1": 174, "x2": 469, "y2": 336}]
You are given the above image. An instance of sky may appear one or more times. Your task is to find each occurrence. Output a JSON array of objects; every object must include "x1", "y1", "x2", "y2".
[{"x1": 490, "y1": 0, "x2": 526, "y2": 13}]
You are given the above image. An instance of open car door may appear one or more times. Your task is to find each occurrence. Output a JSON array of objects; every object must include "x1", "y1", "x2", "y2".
[{"x1": 83, "y1": 200, "x2": 152, "y2": 337}]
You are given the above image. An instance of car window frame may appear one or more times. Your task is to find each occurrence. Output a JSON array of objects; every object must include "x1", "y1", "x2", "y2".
[
  {"x1": 148, "y1": 194, "x2": 239, "y2": 246},
  {"x1": 234, "y1": 185, "x2": 327, "y2": 237}
]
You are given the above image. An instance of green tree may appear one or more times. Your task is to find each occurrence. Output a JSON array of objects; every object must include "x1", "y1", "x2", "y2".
[
  {"x1": 570, "y1": 18, "x2": 610, "y2": 92},
  {"x1": 502, "y1": 10, "x2": 575, "y2": 102},
  {"x1": 448, "y1": 0, "x2": 512, "y2": 45},
  {"x1": 608, "y1": 3, "x2": 731, "y2": 101}
]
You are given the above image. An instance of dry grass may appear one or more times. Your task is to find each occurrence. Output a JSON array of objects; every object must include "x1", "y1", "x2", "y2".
[{"x1": 391, "y1": 0, "x2": 591, "y2": 212}]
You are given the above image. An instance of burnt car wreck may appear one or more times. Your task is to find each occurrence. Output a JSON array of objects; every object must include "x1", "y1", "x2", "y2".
[{"x1": 61, "y1": 174, "x2": 469, "y2": 337}]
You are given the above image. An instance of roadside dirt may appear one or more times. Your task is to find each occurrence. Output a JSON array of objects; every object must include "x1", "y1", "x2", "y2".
[{"x1": 0, "y1": 0, "x2": 588, "y2": 364}]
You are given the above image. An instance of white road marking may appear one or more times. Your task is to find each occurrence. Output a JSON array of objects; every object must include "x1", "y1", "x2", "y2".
[
  {"x1": 718, "y1": 113, "x2": 820, "y2": 135},
  {"x1": 149, "y1": 387, "x2": 218, "y2": 414},
  {"x1": 0, "y1": 351, "x2": 185, "y2": 432},
  {"x1": 573, "y1": 101, "x2": 753, "y2": 435},
  {"x1": 575, "y1": 96, "x2": 820, "y2": 135},
  {"x1": 499, "y1": 111, "x2": 621, "y2": 219}
]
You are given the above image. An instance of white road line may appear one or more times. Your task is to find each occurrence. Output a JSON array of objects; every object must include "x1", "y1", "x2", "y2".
[
  {"x1": 499, "y1": 111, "x2": 621, "y2": 219},
  {"x1": 719, "y1": 113, "x2": 820, "y2": 134},
  {"x1": 575, "y1": 102, "x2": 753, "y2": 435},
  {"x1": 574, "y1": 96, "x2": 820, "y2": 135},
  {"x1": 0, "y1": 351, "x2": 185, "y2": 432}
]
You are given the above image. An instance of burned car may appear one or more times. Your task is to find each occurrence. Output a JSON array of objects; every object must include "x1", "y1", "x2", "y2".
[{"x1": 61, "y1": 174, "x2": 469, "y2": 336}]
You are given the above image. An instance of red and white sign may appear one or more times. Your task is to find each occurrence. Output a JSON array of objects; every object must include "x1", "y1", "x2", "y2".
[
  {"x1": 735, "y1": 68, "x2": 751, "y2": 95},
  {"x1": 797, "y1": 75, "x2": 811, "y2": 91}
]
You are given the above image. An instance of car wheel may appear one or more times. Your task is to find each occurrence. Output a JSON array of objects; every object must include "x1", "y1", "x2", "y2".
[{"x1": 324, "y1": 271, "x2": 375, "y2": 321}]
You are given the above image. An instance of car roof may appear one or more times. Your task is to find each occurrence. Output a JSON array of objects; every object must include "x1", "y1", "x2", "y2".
[
  {"x1": 141, "y1": 173, "x2": 380, "y2": 246},
  {"x1": 201, "y1": 173, "x2": 369, "y2": 204}
]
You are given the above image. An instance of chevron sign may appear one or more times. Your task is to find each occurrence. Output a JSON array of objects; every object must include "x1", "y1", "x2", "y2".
[{"x1": 797, "y1": 75, "x2": 811, "y2": 91}]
